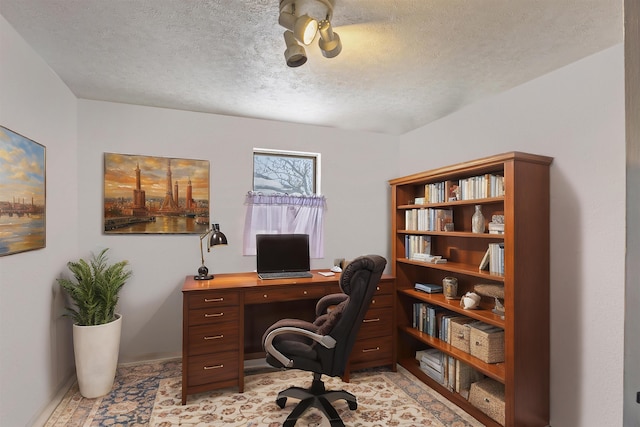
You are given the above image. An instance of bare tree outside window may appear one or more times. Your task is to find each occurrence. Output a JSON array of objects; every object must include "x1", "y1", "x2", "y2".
[{"x1": 253, "y1": 149, "x2": 320, "y2": 195}]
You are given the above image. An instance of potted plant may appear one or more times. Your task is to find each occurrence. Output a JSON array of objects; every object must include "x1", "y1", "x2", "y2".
[{"x1": 58, "y1": 248, "x2": 132, "y2": 398}]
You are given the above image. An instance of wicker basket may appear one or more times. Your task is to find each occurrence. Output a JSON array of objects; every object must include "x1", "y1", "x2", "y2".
[
  {"x1": 469, "y1": 322, "x2": 505, "y2": 363},
  {"x1": 469, "y1": 378, "x2": 505, "y2": 426},
  {"x1": 449, "y1": 317, "x2": 474, "y2": 353}
]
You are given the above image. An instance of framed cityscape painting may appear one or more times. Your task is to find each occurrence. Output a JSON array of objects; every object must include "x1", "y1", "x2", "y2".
[
  {"x1": 103, "y1": 153, "x2": 210, "y2": 234},
  {"x1": 0, "y1": 125, "x2": 46, "y2": 256}
]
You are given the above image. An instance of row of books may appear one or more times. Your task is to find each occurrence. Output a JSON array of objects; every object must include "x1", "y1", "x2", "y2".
[
  {"x1": 411, "y1": 174, "x2": 505, "y2": 205},
  {"x1": 412, "y1": 303, "x2": 443, "y2": 337},
  {"x1": 415, "y1": 349, "x2": 484, "y2": 398},
  {"x1": 413, "y1": 181, "x2": 449, "y2": 204},
  {"x1": 478, "y1": 243, "x2": 505, "y2": 274},
  {"x1": 404, "y1": 208, "x2": 453, "y2": 231},
  {"x1": 457, "y1": 174, "x2": 505, "y2": 200},
  {"x1": 412, "y1": 303, "x2": 469, "y2": 342},
  {"x1": 405, "y1": 235, "x2": 431, "y2": 260}
]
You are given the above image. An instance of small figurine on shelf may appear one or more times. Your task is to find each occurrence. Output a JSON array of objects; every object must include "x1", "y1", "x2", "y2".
[
  {"x1": 460, "y1": 292, "x2": 481, "y2": 309},
  {"x1": 493, "y1": 297, "x2": 505, "y2": 319}
]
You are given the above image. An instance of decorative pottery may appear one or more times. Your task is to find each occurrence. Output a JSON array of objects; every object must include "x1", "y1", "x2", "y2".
[
  {"x1": 443, "y1": 277, "x2": 458, "y2": 300},
  {"x1": 472, "y1": 205, "x2": 485, "y2": 234}
]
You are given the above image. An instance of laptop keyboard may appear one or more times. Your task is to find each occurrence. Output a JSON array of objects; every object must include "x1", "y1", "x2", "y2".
[{"x1": 258, "y1": 271, "x2": 313, "y2": 280}]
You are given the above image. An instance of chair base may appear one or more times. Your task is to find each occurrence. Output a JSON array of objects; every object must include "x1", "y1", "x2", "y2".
[{"x1": 276, "y1": 374, "x2": 357, "y2": 427}]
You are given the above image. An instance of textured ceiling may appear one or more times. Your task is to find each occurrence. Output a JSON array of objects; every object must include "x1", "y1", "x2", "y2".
[{"x1": 1, "y1": 0, "x2": 623, "y2": 135}]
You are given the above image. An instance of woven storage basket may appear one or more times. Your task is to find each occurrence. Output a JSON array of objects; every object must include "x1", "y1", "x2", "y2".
[
  {"x1": 469, "y1": 378, "x2": 505, "y2": 426},
  {"x1": 449, "y1": 317, "x2": 474, "y2": 353},
  {"x1": 469, "y1": 322, "x2": 505, "y2": 363}
]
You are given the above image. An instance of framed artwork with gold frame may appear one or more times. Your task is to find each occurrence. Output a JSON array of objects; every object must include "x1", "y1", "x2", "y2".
[
  {"x1": 0, "y1": 125, "x2": 46, "y2": 256},
  {"x1": 103, "y1": 153, "x2": 210, "y2": 235}
]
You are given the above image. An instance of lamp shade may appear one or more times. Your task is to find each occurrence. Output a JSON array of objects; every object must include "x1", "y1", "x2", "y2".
[{"x1": 209, "y1": 223, "x2": 228, "y2": 246}]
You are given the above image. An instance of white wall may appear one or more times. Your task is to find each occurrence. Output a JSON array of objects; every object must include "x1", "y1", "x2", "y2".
[
  {"x1": 398, "y1": 45, "x2": 626, "y2": 427},
  {"x1": 76, "y1": 100, "x2": 396, "y2": 362},
  {"x1": 0, "y1": 15, "x2": 79, "y2": 427}
]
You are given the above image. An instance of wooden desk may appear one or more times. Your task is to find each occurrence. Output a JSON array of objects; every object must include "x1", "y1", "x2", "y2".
[{"x1": 181, "y1": 271, "x2": 395, "y2": 404}]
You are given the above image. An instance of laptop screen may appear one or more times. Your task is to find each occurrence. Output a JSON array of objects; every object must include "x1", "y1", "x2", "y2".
[{"x1": 256, "y1": 234, "x2": 311, "y2": 274}]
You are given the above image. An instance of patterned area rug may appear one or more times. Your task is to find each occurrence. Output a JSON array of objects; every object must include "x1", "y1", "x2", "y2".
[{"x1": 45, "y1": 359, "x2": 483, "y2": 426}]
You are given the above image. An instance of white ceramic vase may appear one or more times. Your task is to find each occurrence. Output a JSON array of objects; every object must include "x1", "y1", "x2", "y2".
[
  {"x1": 471, "y1": 205, "x2": 486, "y2": 233},
  {"x1": 72, "y1": 313, "x2": 122, "y2": 398}
]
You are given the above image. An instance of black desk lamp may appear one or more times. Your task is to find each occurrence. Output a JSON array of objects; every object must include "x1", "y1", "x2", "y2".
[{"x1": 195, "y1": 223, "x2": 228, "y2": 280}]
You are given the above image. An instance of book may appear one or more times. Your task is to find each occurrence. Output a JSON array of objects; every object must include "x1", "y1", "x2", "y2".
[
  {"x1": 479, "y1": 247, "x2": 490, "y2": 271},
  {"x1": 415, "y1": 283, "x2": 443, "y2": 293}
]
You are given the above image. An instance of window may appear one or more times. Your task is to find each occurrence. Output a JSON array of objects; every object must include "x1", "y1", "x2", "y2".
[
  {"x1": 253, "y1": 149, "x2": 320, "y2": 195},
  {"x1": 244, "y1": 149, "x2": 326, "y2": 258}
]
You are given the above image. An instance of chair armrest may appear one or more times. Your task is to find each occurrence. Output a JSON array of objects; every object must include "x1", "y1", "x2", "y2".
[
  {"x1": 316, "y1": 293, "x2": 349, "y2": 316},
  {"x1": 263, "y1": 327, "x2": 337, "y2": 368}
]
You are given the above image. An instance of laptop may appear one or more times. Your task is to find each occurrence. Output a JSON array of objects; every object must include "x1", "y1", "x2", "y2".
[{"x1": 256, "y1": 234, "x2": 313, "y2": 280}]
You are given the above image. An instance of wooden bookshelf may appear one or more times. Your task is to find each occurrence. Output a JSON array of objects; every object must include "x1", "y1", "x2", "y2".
[{"x1": 390, "y1": 152, "x2": 552, "y2": 427}]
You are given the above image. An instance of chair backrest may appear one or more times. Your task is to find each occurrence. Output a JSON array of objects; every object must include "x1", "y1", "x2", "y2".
[{"x1": 316, "y1": 254, "x2": 386, "y2": 376}]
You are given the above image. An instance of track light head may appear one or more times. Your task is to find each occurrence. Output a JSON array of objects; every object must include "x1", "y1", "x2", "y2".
[
  {"x1": 283, "y1": 31, "x2": 307, "y2": 67},
  {"x1": 279, "y1": 12, "x2": 318, "y2": 45},
  {"x1": 318, "y1": 19, "x2": 342, "y2": 58}
]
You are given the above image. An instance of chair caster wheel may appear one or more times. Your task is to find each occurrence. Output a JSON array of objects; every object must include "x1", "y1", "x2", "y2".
[
  {"x1": 348, "y1": 401, "x2": 357, "y2": 410},
  {"x1": 276, "y1": 396, "x2": 287, "y2": 408}
]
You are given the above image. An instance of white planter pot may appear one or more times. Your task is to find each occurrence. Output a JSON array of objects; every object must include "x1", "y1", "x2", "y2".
[{"x1": 72, "y1": 313, "x2": 122, "y2": 398}]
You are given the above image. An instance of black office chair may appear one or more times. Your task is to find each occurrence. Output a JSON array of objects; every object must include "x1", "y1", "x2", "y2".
[{"x1": 261, "y1": 254, "x2": 387, "y2": 427}]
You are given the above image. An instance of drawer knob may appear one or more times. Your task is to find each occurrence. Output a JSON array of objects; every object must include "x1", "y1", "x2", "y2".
[
  {"x1": 263, "y1": 294, "x2": 268, "y2": 298},
  {"x1": 204, "y1": 297, "x2": 224, "y2": 303},
  {"x1": 371, "y1": 299, "x2": 376, "y2": 304},
  {"x1": 204, "y1": 335, "x2": 224, "y2": 340},
  {"x1": 363, "y1": 318, "x2": 380, "y2": 323},
  {"x1": 362, "y1": 347, "x2": 380, "y2": 353},
  {"x1": 204, "y1": 312, "x2": 224, "y2": 318},
  {"x1": 203, "y1": 364, "x2": 224, "y2": 370},
  {"x1": 376, "y1": 286, "x2": 380, "y2": 291},
  {"x1": 303, "y1": 290, "x2": 308, "y2": 295}
]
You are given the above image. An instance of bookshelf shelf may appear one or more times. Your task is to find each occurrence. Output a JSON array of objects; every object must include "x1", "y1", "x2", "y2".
[
  {"x1": 390, "y1": 152, "x2": 552, "y2": 427},
  {"x1": 399, "y1": 289, "x2": 505, "y2": 328},
  {"x1": 400, "y1": 326, "x2": 506, "y2": 382},
  {"x1": 399, "y1": 229, "x2": 505, "y2": 239},
  {"x1": 398, "y1": 196, "x2": 505, "y2": 210},
  {"x1": 397, "y1": 258, "x2": 505, "y2": 282},
  {"x1": 399, "y1": 357, "x2": 504, "y2": 427}
]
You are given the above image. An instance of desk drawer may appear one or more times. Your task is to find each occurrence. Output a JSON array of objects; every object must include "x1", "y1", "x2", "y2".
[
  {"x1": 187, "y1": 291, "x2": 240, "y2": 310},
  {"x1": 188, "y1": 322, "x2": 239, "y2": 356},
  {"x1": 188, "y1": 306, "x2": 239, "y2": 326},
  {"x1": 244, "y1": 285, "x2": 331, "y2": 304},
  {"x1": 358, "y1": 307, "x2": 394, "y2": 340},
  {"x1": 187, "y1": 351, "x2": 239, "y2": 387},
  {"x1": 374, "y1": 279, "x2": 394, "y2": 296},
  {"x1": 369, "y1": 294, "x2": 393, "y2": 309},
  {"x1": 349, "y1": 336, "x2": 393, "y2": 366}
]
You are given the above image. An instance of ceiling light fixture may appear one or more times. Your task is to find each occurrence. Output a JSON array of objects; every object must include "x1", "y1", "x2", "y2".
[{"x1": 279, "y1": 0, "x2": 342, "y2": 67}]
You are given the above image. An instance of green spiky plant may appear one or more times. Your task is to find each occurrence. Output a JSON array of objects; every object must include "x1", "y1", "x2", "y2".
[{"x1": 57, "y1": 248, "x2": 132, "y2": 326}]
